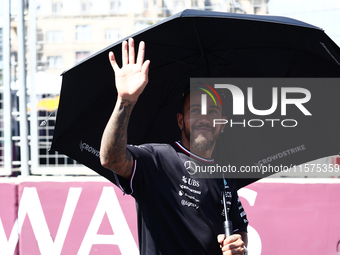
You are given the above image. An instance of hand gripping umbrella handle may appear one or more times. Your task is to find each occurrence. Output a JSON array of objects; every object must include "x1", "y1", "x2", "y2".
[{"x1": 224, "y1": 220, "x2": 233, "y2": 237}]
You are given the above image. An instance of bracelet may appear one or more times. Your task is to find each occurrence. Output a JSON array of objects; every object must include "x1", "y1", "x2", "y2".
[{"x1": 243, "y1": 246, "x2": 248, "y2": 255}]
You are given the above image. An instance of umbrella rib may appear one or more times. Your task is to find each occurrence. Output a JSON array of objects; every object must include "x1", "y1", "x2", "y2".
[
  {"x1": 213, "y1": 48, "x2": 293, "y2": 77},
  {"x1": 147, "y1": 46, "x2": 204, "y2": 70},
  {"x1": 192, "y1": 18, "x2": 210, "y2": 77},
  {"x1": 208, "y1": 22, "x2": 259, "y2": 77},
  {"x1": 206, "y1": 21, "x2": 338, "y2": 76},
  {"x1": 146, "y1": 47, "x2": 208, "y2": 82},
  {"x1": 151, "y1": 49, "x2": 222, "y2": 107}
]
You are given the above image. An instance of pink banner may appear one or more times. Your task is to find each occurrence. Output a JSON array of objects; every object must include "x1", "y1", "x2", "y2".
[
  {"x1": 1, "y1": 180, "x2": 340, "y2": 254},
  {"x1": 0, "y1": 183, "x2": 18, "y2": 255},
  {"x1": 241, "y1": 181, "x2": 340, "y2": 255},
  {"x1": 17, "y1": 181, "x2": 138, "y2": 255}
]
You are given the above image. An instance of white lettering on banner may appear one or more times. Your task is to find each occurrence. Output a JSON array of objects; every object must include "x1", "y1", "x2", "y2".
[
  {"x1": 0, "y1": 218, "x2": 18, "y2": 255},
  {"x1": 19, "y1": 187, "x2": 82, "y2": 255},
  {"x1": 0, "y1": 187, "x2": 82, "y2": 255},
  {"x1": 237, "y1": 188, "x2": 257, "y2": 207},
  {"x1": 78, "y1": 187, "x2": 139, "y2": 255},
  {"x1": 237, "y1": 188, "x2": 262, "y2": 255}
]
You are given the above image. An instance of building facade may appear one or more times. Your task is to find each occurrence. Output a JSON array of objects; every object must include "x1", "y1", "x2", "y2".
[
  {"x1": 32, "y1": 0, "x2": 269, "y2": 76},
  {"x1": 1, "y1": 0, "x2": 268, "y2": 175}
]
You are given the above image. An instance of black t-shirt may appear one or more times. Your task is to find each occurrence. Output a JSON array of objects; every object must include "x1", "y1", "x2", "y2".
[{"x1": 114, "y1": 142, "x2": 248, "y2": 255}]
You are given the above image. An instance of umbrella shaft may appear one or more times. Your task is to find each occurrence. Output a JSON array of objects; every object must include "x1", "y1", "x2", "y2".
[{"x1": 224, "y1": 220, "x2": 233, "y2": 237}]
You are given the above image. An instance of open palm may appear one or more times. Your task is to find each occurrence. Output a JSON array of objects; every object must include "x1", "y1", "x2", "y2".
[{"x1": 109, "y1": 38, "x2": 150, "y2": 102}]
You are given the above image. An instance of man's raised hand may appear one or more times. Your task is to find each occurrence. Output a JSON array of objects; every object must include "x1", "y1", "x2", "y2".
[
  {"x1": 100, "y1": 38, "x2": 149, "y2": 178},
  {"x1": 109, "y1": 38, "x2": 150, "y2": 103}
]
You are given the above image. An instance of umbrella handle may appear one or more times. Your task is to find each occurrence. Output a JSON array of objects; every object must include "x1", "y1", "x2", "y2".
[{"x1": 224, "y1": 220, "x2": 233, "y2": 237}]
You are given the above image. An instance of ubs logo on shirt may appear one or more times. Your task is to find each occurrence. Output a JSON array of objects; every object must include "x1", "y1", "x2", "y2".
[{"x1": 182, "y1": 176, "x2": 200, "y2": 187}]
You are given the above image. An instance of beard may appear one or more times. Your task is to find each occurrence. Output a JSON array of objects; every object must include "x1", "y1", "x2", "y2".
[{"x1": 183, "y1": 122, "x2": 218, "y2": 152}]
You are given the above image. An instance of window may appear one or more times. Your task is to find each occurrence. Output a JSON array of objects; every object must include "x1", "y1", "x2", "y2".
[
  {"x1": 52, "y1": 2, "x2": 57, "y2": 12},
  {"x1": 76, "y1": 51, "x2": 91, "y2": 64},
  {"x1": 81, "y1": 1, "x2": 92, "y2": 12},
  {"x1": 81, "y1": 2, "x2": 87, "y2": 11},
  {"x1": 110, "y1": 1, "x2": 115, "y2": 10},
  {"x1": 47, "y1": 56, "x2": 63, "y2": 68},
  {"x1": 51, "y1": 2, "x2": 63, "y2": 13},
  {"x1": 37, "y1": 29, "x2": 44, "y2": 42},
  {"x1": 0, "y1": 28, "x2": 3, "y2": 64},
  {"x1": 110, "y1": 0, "x2": 120, "y2": 12},
  {"x1": 37, "y1": 53, "x2": 44, "y2": 70},
  {"x1": 46, "y1": 31, "x2": 63, "y2": 43},
  {"x1": 76, "y1": 25, "x2": 91, "y2": 41},
  {"x1": 134, "y1": 22, "x2": 149, "y2": 33},
  {"x1": 105, "y1": 29, "x2": 120, "y2": 41},
  {"x1": 0, "y1": 43, "x2": 2, "y2": 62},
  {"x1": 191, "y1": 0, "x2": 198, "y2": 8}
]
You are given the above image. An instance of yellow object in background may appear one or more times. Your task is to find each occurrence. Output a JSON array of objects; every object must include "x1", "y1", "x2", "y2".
[{"x1": 28, "y1": 95, "x2": 60, "y2": 112}]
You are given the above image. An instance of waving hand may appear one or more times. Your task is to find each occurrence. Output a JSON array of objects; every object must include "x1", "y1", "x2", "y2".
[{"x1": 109, "y1": 38, "x2": 150, "y2": 102}]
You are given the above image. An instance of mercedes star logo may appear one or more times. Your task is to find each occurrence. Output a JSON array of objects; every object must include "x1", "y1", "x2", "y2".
[{"x1": 184, "y1": 161, "x2": 198, "y2": 175}]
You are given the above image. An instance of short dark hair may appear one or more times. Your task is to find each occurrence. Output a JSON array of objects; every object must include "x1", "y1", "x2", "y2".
[
  {"x1": 180, "y1": 88, "x2": 191, "y2": 115},
  {"x1": 180, "y1": 87, "x2": 225, "y2": 115}
]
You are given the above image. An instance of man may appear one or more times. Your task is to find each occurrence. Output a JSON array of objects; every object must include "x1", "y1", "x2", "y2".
[{"x1": 100, "y1": 38, "x2": 248, "y2": 255}]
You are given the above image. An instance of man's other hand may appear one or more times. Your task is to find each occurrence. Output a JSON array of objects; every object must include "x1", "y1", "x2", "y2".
[{"x1": 217, "y1": 234, "x2": 247, "y2": 255}]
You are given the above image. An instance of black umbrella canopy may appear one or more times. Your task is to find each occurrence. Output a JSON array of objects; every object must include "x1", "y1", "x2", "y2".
[
  {"x1": 51, "y1": 9, "x2": 340, "y2": 188},
  {"x1": 194, "y1": 77, "x2": 340, "y2": 188}
]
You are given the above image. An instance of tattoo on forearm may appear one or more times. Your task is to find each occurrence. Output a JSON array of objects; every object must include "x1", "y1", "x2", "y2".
[{"x1": 102, "y1": 99, "x2": 135, "y2": 176}]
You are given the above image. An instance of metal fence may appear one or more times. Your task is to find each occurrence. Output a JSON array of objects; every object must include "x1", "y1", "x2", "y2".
[
  {"x1": 0, "y1": 89, "x2": 96, "y2": 176},
  {"x1": 1, "y1": 0, "x2": 340, "y2": 178},
  {"x1": 0, "y1": 85, "x2": 339, "y2": 178},
  {"x1": 0, "y1": 92, "x2": 4, "y2": 169},
  {"x1": 31, "y1": 106, "x2": 95, "y2": 175}
]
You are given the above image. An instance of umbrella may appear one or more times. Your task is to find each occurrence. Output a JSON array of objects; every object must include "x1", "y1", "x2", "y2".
[{"x1": 50, "y1": 9, "x2": 340, "y2": 189}]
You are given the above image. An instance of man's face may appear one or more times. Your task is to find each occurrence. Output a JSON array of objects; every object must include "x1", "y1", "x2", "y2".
[{"x1": 178, "y1": 89, "x2": 225, "y2": 152}]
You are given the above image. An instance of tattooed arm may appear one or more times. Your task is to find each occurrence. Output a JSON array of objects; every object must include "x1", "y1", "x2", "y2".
[{"x1": 100, "y1": 38, "x2": 150, "y2": 179}]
